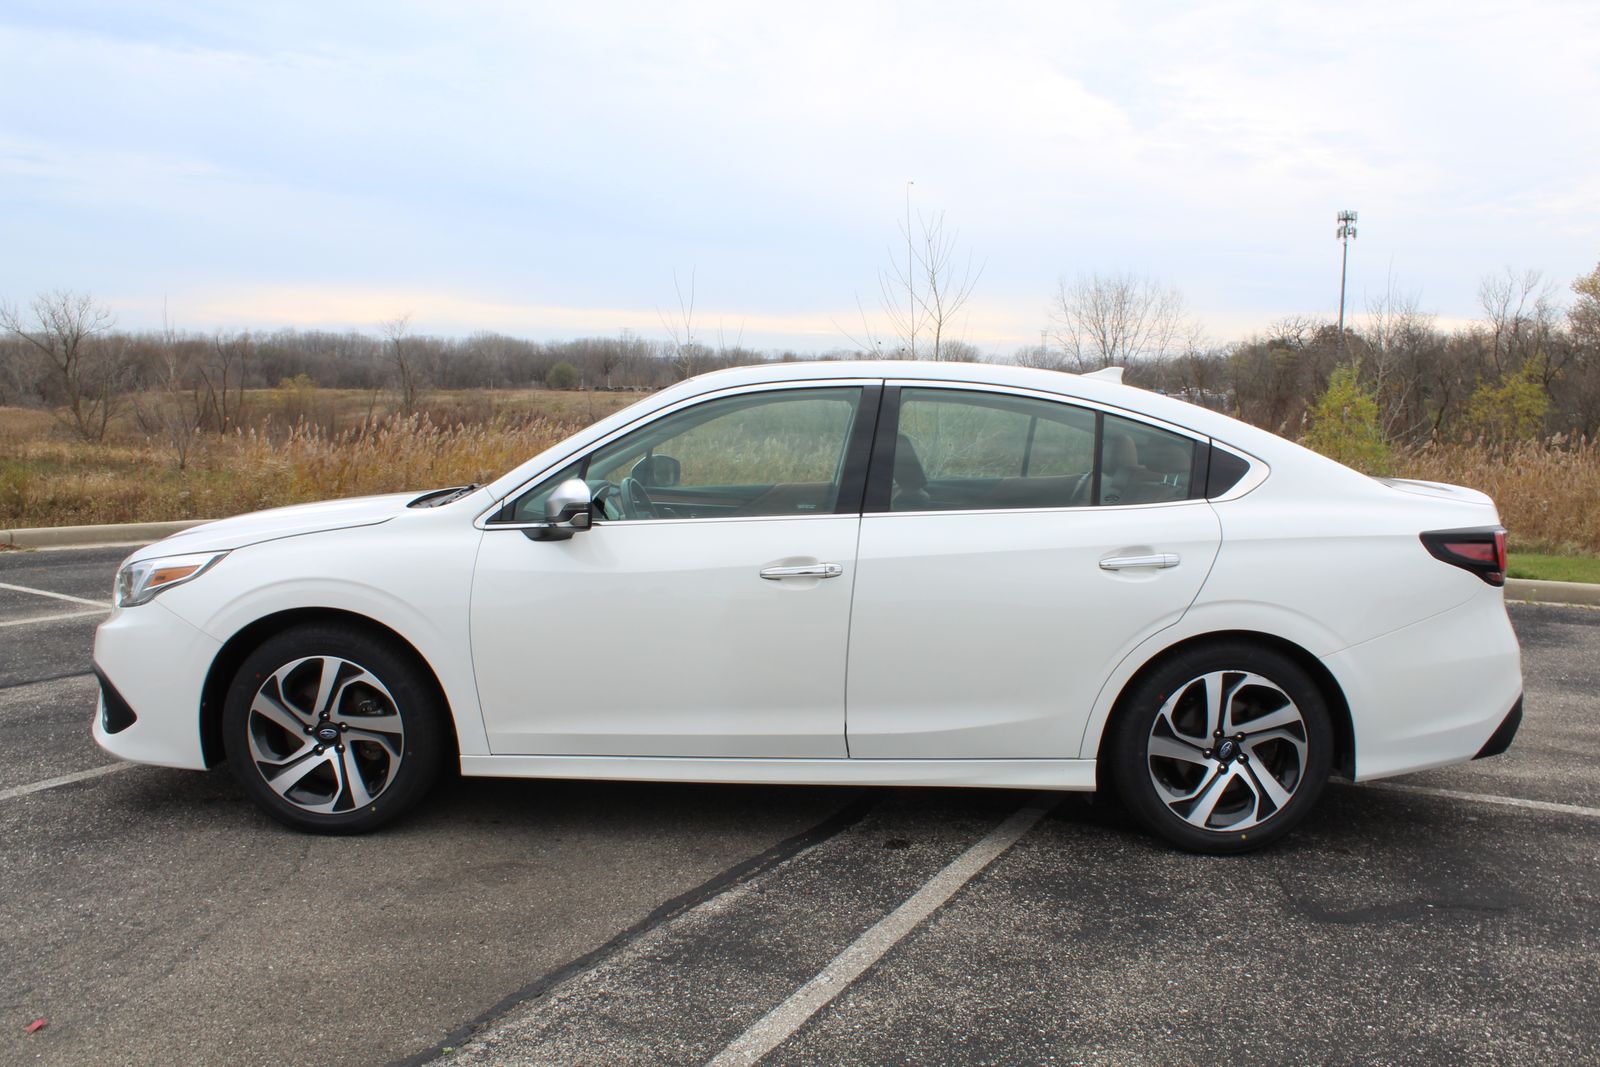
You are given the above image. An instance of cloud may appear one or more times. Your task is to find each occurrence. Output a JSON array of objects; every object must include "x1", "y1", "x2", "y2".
[{"x1": 3, "y1": 0, "x2": 1598, "y2": 349}]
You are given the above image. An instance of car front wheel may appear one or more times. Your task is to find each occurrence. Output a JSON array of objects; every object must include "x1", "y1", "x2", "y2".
[
  {"x1": 222, "y1": 625, "x2": 445, "y2": 833},
  {"x1": 1109, "y1": 643, "x2": 1332, "y2": 853}
]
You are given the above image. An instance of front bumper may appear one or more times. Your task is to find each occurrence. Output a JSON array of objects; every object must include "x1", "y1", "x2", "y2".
[
  {"x1": 91, "y1": 601, "x2": 221, "y2": 770},
  {"x1": 94, "y1": 665, "x2": 139, "y2": 735}
]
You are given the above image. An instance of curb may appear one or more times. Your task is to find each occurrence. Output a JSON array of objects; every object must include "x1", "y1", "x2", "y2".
[
  {"x1": 1505, "y1": 577, "x2": 1600, "y2": 608},
  {"x1": 1, "y1": 520, "x2": 208, "y2": 550},
  {"x1": 3, "y1": 521, "x2": 1600, "y2": 607}
]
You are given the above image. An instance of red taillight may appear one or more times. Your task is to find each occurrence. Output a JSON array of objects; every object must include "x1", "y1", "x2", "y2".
[{"x1": 1420, "y1": 527, "x2": 1507, "y2": 586}]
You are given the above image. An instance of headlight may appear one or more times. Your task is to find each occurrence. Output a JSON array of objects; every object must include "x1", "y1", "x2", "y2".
[{"x1": 115, "y1": 551, "x2": 229, "y2": 607}]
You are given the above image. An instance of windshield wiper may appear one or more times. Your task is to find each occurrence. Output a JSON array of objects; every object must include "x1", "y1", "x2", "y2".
[{"x1": 408, "y1": 484, "x2": 480, "y2": 508}]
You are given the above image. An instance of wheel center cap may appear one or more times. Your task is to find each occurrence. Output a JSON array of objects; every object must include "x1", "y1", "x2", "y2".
[
  {"x1": 1216, "y1": 739, "x2": 1239, "y2": 763},
  {"x1": 316, "y1": 725, "x2": 341, "y2": 743}
]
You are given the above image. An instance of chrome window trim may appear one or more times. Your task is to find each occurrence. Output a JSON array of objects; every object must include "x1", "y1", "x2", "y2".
[
  {"x1": 864, "y1": 497, "x2": 1209, "y2": 520},
  {"x1": 884, "y1": 379, "x2": 1213, "y2": 512},
  {"x1": 886, "y1": 379, "x2": 1209, "y2": 448},
  {"x1": 483, "y1": 512, "x2": 863, "y2": 532},
  {"x1": 474, "y1": 378, "x2": 879, "y2": 531}
]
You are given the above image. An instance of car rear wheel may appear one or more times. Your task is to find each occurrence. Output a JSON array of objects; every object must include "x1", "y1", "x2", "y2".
[
  {"x1": 1109, "y1": 642, "x2": 1332, "y2": 853},
  {"x1": 222, "y1": 625, "x2": 445, "y2": 833}
]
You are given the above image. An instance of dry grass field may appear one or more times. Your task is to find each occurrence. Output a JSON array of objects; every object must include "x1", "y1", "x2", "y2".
[
  {"x1": 2, "y1": 386, "x2": 1597, "y2": 556},
  {"x1": 1399, "y1": 436, "x2": 1600, "y2": 556},
  {"x1": 0, "y1": 388, "x2": 635, "y2": 528}
]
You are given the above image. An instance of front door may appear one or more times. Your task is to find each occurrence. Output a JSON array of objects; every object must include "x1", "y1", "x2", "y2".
[{"x1": 471, "y1": 383, "x2": 876, "y2": 757}]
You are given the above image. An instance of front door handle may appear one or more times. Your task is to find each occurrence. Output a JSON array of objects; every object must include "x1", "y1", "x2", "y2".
[
  {"x1": 760, "y1": 563, "x2": 844, "y2": 580},
  {"x1": 1099, "y1": 553, "x2": 1181, "y2": 571}
]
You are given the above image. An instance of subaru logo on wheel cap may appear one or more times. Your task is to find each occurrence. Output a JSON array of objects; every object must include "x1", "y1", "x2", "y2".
[{"x1": 317, "y1": 726, "x2": 340, "y2": 743}]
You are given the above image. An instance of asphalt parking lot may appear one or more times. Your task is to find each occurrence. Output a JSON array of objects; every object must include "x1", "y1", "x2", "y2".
[{"x1": 2, "y1": 545, "x2": 1597, "y2": 1065}]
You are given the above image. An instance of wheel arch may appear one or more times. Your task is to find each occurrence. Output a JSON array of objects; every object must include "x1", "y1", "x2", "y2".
[
  {"x1": 1093, "y1": 629, "x2": 1355, "y2": 789},
  {"x1": 198, "y1": 607, "x2": 459, "y2": 769}
]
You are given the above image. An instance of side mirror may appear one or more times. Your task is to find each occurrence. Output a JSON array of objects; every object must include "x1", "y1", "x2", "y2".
[{"x1": 524, "y1": 479, "x2": 593, "y2": 541}]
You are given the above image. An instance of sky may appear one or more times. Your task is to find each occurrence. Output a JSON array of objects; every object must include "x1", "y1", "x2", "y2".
[{"x1": 3, "y1": 0, "x2": 1598, "y2": 355}]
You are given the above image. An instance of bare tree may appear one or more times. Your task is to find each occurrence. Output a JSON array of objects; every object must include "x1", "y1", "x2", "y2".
[
  {"x1": 1223, "y1": 317, "x2": 1341, "y2": 434},
  {"x1": 1361, "y1": 278, "x2": 1438, "y2": 441},
  {"x1": 1013, "y1": 341, "x2": 1064, "y2": 371},
  {"x1": 878, "y1": 211, "x2": 984, "y2": 361},
  {"x1": 1164, "y1": 342, "x2": 1232, "y2": 409},
  {"x1": 133, "y1": 308, "x2": 206, "y2": 470},
  {"x1": 1571, "y1": 261, "x2": 1600, "y2": 346},
  {"x1": 1478, "y1": 267, "x2": 1560, "y2": 378},
  {"x1": 199, "y1": 330, "x2": 255, "y2": 431},
  {"x1": 587, "y1": 333, "x2": 625, "y2": 390},
  {"x1": 0, "y1": 333, "x2": 26, "y2": 405},
  {"x1": 1557, "y1": 261, "x2": 1600, "y2": 436},
  {"x1": 658, "y1": 269, "x2": 709, "y2": 380},
  {"x1": 379, "y1": 313, "x2": 422, "y2": 415},
  {"x1": 0, "y1": 290, "x2": 131, "y2": 441},
  {"x1": 1051, "y1": 272, "x2": 1195, "y2": 370}
]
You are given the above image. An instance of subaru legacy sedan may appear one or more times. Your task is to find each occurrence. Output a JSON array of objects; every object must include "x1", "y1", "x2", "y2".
[{"x1": 93, "y1": 361, "x2": 1522, "y2": 852}]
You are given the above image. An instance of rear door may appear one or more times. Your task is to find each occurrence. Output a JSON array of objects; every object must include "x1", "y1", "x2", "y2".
[{"x1": 844, "y1": 383, "x2": 1221, "y2": 759}]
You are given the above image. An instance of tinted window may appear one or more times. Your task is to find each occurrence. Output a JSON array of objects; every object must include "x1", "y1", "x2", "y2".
[
  {"x1": 1099, "y1": 413, "x2": 1196, "y2": 505},
  {"x1": 892, "y1": 389, "x2": 1097, "y2": 511},
  {"x1": 1206, "y1": 448, "x2": 1250, "y2": 497},
  {"x1": 507, "y1": 388, "x2": 863, "y2": 523}
]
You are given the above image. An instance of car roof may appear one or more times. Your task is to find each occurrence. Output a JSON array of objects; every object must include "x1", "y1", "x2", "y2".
[{"x1": 678, "y1": 361, "x2": 1277, "y2": 449}]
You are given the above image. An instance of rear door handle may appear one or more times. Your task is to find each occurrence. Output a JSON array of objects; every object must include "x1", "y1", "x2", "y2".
[
  {"x1": 760, "y1": 563, "x2": 844, "y2": 580},
  {"x1": 1099, "y1": 553, "x2": 1181, "y2": 571}
]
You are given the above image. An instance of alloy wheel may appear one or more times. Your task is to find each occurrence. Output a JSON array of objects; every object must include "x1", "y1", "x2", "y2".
[
  {"x1": 244, "y1": 655, "x2": 406, "y2": 815},
  {"x1": 1144, "y1": 670, "x2": 1309, "y2": 832}
]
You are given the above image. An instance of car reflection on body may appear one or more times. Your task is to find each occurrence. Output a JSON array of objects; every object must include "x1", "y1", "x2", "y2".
[{"x1": 93, "y1": 361, "x2": 1522, "y2": 852}]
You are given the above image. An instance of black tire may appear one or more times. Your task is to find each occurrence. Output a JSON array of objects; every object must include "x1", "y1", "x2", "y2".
[
  {"x1": 223, "y1": 624, "x2": 446, "y2": 834},
  {"x1": 1108, "y1": 641, "x2": 1332, "y2": 854}
]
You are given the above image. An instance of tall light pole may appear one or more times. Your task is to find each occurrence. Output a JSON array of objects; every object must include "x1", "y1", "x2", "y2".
[
  {"x1": 1336, "y1": 209, "x2": 1358, "y2": 360},
  {"x1": 905, "y1": 180, "x2": 916, "y2": 360}
]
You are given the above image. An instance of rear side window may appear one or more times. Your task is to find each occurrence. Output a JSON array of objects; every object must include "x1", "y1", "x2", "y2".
[
  {"x1": 1205, "y1": 448, "x2": 1251, "y2": 497},
  {"x1": 1100, "y1": 413, "x2": 1196, "y2": 505},
  {"x1": 885, "y1": 389, "x2": 1199, "y2": 512}
]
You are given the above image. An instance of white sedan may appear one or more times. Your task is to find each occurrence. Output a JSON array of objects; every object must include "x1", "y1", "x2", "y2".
[{"x1": 93, "y1": 361, "x2": 1523, "y2": 852}]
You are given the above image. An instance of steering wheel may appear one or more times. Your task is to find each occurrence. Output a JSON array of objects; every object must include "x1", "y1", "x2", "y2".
[
  {"x1": 590, "y1": 481, "x2": 623, "y2": 521},
  {"x1": 620, "y1": 477, "x2": 657, "y2": 520}
]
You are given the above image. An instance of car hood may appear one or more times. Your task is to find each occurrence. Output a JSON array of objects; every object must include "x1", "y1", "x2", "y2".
[{"x1": 129, "y1": 493, "x2": 416, "y2": 559}]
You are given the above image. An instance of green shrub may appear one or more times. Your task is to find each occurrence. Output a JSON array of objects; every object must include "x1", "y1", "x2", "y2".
[
  {"x1": 1464, "y1": 361, "x2": 1550, "y2": 446},
  {"x1": 1302, "y1": 365, "x2": 1392, "y2": 474},
  {"x1": 546, "y1": 362, "x2": 579, "y2": 390}
]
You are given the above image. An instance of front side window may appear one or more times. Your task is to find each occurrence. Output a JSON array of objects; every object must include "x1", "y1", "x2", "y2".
[
  {"x1": 888, "y1": 388, "x2": 1196, "y2": 511},
  {"x1": 506, "y1": 387, "x2": 863, "y2": 523}
]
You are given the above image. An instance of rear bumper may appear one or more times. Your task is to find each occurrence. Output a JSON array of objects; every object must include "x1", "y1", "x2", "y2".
[
  {"x1": 1473, "y1": 696, "x2": 1523, "y2": 759},
  {"x1": 1323, "y1": 589, "x2": 1523, "y2": 781}
]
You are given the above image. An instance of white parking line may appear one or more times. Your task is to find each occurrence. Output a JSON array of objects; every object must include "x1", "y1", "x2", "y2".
[
  {"x1": 0, "y1": 763, "x2": 132, "y2": 802},
  {"x1": 0, "y1": 607, "x2": 110, "y2": 628},
  {"x1": 0, "y1": 580, "x2": 113, "y2": 608},
  {"x1": 1359, "y1": 780, "x2": 1600, "y2": 819},
  {"x1": 708, "y1": 795, "x2": 1059, "y2": 1067}
]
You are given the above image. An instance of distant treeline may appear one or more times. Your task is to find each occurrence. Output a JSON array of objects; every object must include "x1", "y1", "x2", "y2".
[{"x1": 3, "y1": 258, "x2": 1598, "y2": 450}]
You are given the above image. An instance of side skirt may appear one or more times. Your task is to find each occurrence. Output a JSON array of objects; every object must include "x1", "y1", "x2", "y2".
[{"x1": 458, "y1": 755, "x2": 1097, "y2": 792}]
